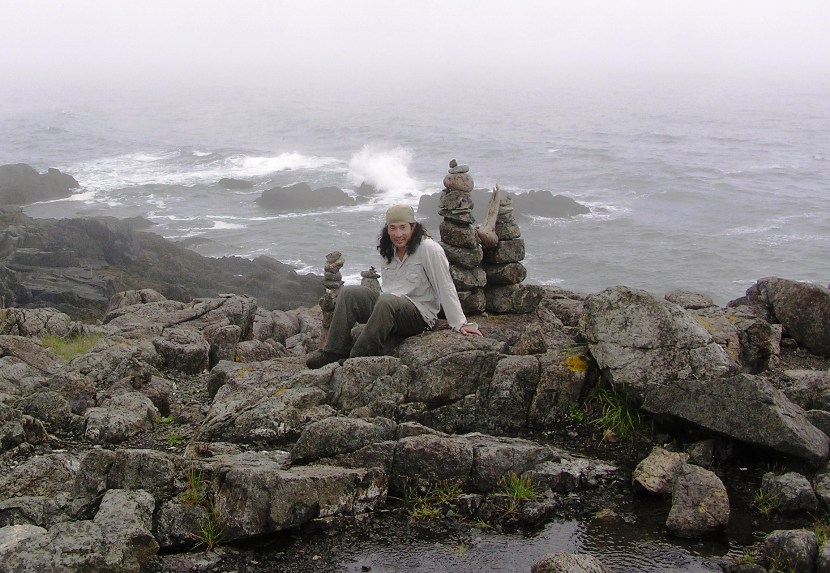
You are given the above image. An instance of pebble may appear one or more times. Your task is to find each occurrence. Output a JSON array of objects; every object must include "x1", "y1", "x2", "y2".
[
  {"x1": 449, "y1": 159, "x2": 458, "y2": 168},
  {"x1": 448, "y1": 164, "x2": 470, "y2": 174}
]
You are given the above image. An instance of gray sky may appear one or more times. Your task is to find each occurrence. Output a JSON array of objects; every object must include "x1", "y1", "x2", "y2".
[{"x1": 2, "y1": 0, "x2": 829, "y2": 87}]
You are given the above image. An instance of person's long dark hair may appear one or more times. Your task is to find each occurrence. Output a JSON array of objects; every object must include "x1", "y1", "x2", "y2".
[{"x1": 377, "y1": 222, "x2": 428, "y2": 263}]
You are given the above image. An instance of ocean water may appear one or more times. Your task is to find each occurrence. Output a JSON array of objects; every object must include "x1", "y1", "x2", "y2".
[{"x1": 2, "y1": 75, "x2": 828, "y2": 305}]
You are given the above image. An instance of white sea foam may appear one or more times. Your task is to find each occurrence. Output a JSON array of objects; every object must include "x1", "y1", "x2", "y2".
[
  {"x1": 347, "y1": 145, "x2": 422, "y2": 203},
  {"x1": 211, "y1": 221, "x2": 245, "y2": 230}
]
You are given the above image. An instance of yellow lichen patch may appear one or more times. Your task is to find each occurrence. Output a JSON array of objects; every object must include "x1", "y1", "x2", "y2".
[
  {"x1": 564, "y1": 355, "x2": 589, "y2": 373},
  {"x1": 693, "y1": 315, "x2": 714, "y2": 332},
  {"x1": 274, "y1": 387, "x2": 286, "y2": 396},
  {"x1": 235, "y1": 367, "x2": 254, "y2": 377}
]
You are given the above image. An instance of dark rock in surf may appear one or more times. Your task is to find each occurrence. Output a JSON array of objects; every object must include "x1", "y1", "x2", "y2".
[
  {"x1": 256, "y1": 183, "x2": 356, "y2": 211},
  {"x1": 219, "y1": 178, "x2": 254, "y2": 190},
  {"x1": 0, "y1": 164, "x2": 79, "y2": 205}
]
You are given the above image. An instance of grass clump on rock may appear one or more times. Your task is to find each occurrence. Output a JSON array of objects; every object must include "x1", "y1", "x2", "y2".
[{"x1": 40, "y1": 332, "x2": 103, "y2": 360}]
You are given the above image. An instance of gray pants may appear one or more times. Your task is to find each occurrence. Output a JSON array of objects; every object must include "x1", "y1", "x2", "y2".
[{"x1": 324, "y1": 286, "x2": 428, "y2": 358}]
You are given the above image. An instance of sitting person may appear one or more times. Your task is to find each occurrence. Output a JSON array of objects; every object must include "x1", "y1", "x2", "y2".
[{"x1": 306, "y1": 204, "x2": 482, "y2": 369}]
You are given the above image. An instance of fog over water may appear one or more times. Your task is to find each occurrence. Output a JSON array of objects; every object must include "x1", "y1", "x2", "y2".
[{"x1": 1, "y1": 1, "x2": 829, "y2": 305}]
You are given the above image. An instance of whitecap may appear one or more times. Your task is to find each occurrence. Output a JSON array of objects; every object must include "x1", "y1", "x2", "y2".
[
  {"x1": 347, "y1": 145, "x2": 422, "y2": 203},
  {"x1": 211, "y1": 221, "x2": 245, "y2": 230}
]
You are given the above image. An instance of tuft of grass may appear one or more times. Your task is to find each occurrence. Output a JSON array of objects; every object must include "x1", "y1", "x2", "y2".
[
  {"x1": 194, "y1": 503, "x2": 224, "y2": 552},
  {"x1": 812, "y1": 520, "x2": 830, "y2": 545},
  {"x1": 157, "y1": 415, "x2": 175, "y2": 425},
  {"x1": 589, "y1": 385, "x2": 648, "y2": 441},
  {"x1": 181, "y1": 468, "x2": 207, "y2": 504},
  {"x1": 398, "y1": 479, "x2": 463, "y2": 521},
  {"x1": 40, "y1": 333, "x2": 104, "y2": 361},
  {"x1": 167, "y1": 433, "x2": 185, "y2": 447},
  {"x1": 498, "y1": 471, "x2": 539, "y2": 502},
  {"x1": 752, "y1": 488, "x2": 781, "y2": 516}
]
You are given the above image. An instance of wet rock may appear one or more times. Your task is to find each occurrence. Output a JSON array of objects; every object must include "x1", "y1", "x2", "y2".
[
  {"x1": 666, "y1": 463, "x2": 730, "y2": 538},
  {"x1": 464, "y1": 434, "x2": 558, "y2": 491},
  {"x1": 290, "y1": 416, "x2": 397, "y2": 463},
  {"x1": 457, "y1": 288, "x2": 486, "y2": 315},
  {"x1": 763, "y1": 529, "x2": 818, "y2": 573},
  {"x1": 476, "y1": 355, "x2": 539, "y2": 435},
  {"x1": 390, "y1": 434, "x2": 474, "y2": 493},
  {"x1": 532, "y1": 551, "x2": 610, "y2": 572},
  {"x1": 529, "y1": 456, "x2": 619, "y2": 493},
  {"x1": 632, "y1": 446, "x2": 689, "y2": 495},
  {"x1": 761, "y1": 471, "x2": 818, "y2": 514},
  {"x1": 209, "y1": 453, "x2": 386, "y2": 541}
]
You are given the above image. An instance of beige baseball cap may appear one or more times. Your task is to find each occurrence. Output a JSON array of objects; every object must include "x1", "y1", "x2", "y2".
[{"x1": 385, "y1": 204, "x2": 416, "y2": 224}]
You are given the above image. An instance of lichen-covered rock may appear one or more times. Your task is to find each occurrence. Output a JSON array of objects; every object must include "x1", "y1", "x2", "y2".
[
  {"x1": 330, "y1": 356, "x2": 410, "y2": 416},
  {"x1": 532, "y1": 552, "x2": 610, "y2": 573},
  {"x1": 396, "y1": 331, "x2": 504, "y2": 405},
  {"x1": 632, "y1": 447, "x2": 690, "y2": 495},
  {"x1": 390, "y1": 434, "x2": 475, "y2": 494},
  {"x1": 476, "y1": 355, "x2": 539, "y2": 435},
  {"x1": 153, "y1": 328, "x2": 209, "y2": 374},
  {"x1": 666, "y1": 464, "x2": 730, "y2": 538},
  {"x1": 0, "y1": 403, "x2": 48, "y2": 452},
  {"x1": 83, "y1": 392, "x2": 158, "y2": 444},
  {"x1": 0, "y1": 307, "x2": 77, "y2": 338},
  {"x1": 290, "y1": 416, "x2": 397, "y2": 463},
  {"x1": 734, "y1": 277, "x2": 830, "y2": 357},
  {"x1": 0, "y1": 453, "x2": 79, "y2": 501},
  {"x1": 485, "y1": 284, "x2": 543, "y2": 314}
]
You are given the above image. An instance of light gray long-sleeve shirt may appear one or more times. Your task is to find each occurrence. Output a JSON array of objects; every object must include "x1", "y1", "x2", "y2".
[{"x1": 379, "y1": 237, "x2": 469, "y2": 331}]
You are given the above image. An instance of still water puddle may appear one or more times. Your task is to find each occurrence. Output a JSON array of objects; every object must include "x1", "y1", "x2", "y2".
[{"x1": 338, "y1": 518, "x2": 733, "y2": 573}]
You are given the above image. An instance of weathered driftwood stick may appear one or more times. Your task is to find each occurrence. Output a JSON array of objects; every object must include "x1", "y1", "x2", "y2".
[{"x1": 476, "y1": 184, "x2": 501, "y2": 248}]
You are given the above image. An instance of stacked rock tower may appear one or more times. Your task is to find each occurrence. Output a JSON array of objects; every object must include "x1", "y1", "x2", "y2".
[
  {"x1": 318, "y1": 251, "x2": 344, "y2": 347},
  {"x1": 438, "y1": 160, "x2": 487, "y2": 314},
  {"x1": 482, "y1": 194, "x2": 529, "y2": 313}
]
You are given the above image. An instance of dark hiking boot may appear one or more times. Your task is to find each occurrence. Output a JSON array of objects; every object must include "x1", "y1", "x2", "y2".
[{"x1": 305, "y1": 350, "x2": 347, "y2": 369}]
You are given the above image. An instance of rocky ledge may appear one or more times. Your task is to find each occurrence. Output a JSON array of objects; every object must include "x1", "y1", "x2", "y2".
[
  {"x1": 0, "y1": 276, "x2": 828, "y2": 572},
  {"x1": 0, "y1": 209, "x2": 324, "y2": 320}
]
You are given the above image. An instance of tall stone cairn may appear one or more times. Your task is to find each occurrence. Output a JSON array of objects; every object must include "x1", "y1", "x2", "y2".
[
  {"x1": 483, "y1": 195, "x2": 535, "y2": 313},
  {"x1": 439, "y1": 159, "x2": 486, "y2": 315},
  {"x1": 318, "y1": 251, "x2": 344, "y2": 348}
]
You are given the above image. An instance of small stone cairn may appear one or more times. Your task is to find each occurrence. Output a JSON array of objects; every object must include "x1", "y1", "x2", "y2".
[
  {"x1": 482, "y1": 193, "x2": 529, "y2": 312},
  {"x1": 360, "y1": 266, "x2": 381, "y2": 292},
  {"x1": 438, "y1": 159, "x2": 487, "y2": 314},
  {"x1": 318, "y1": 251, "x2": 344, "y2": 347}
]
